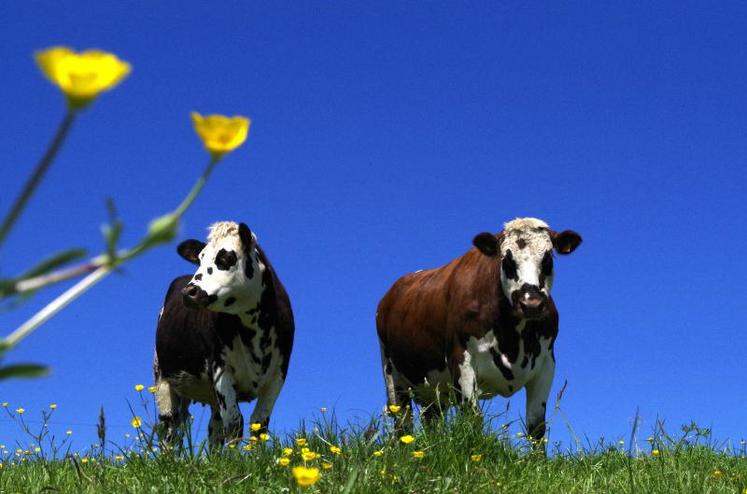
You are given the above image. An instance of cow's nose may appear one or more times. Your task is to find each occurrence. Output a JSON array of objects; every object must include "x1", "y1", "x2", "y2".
[
  {"x1": 182, "y1": 283, "x2": 209, "y2": 307},
  {"x1": 519, "y1": 291, "x2": 545, "y2": 317}
]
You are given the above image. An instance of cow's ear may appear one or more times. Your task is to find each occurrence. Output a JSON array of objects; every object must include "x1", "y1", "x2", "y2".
[
  {"x1": 238, "y1": 222, "x2": 255, "y2": 251},
  {"x1": 473, "y1": 232, "x2": 500, "y2": 257},
  {"x1": 177, "y1": 239, "x2": 206, "y2": 264},
  {"x1": 552, "y1": 230, "x2": 582, "y2": 255}
]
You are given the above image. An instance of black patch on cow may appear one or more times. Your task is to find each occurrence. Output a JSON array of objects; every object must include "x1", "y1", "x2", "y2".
[
  {"x1": 539, "y1": 251, "x2": 553, "y2": 288},
  {"x1": 194, "y1": 273, "x2": 203, "y2": 281},
  {"x1": 224, "y1": 297, "x2": 236, "y2": 308},
  {"x1": 502, "y1": 250, "x2": 518, "y2": 281},
  {"x1": 517, "y1": 238, "x2": 527, "y2": 249},
  {"x1": 261, "y1": 353, "x2": 272, "y2": 373},
  {"x1": 207, "y1": 267, "x2": 213, "y2": 275},
  {"x1": 508, "y1": 384, "x2": 514, "y2": 392},
  {"x1": 489, "y1": 348, "x2": 514, "y2": 380},
  {"x1": 244, "y1": 254, "x2": 255, "y2": 279},
  {"x1": 215, "y1": 249, "x2": 237, "y2": 271},
  {"x1": 521, "y1": 356, "x2": 529, "y2": 368}
]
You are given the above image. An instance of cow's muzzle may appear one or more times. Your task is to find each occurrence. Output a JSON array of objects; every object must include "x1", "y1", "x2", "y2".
[
  {"x1": 181, "y1": 283, "x2": 217, "y2": 308},
  {"x1": 514, "y1": 285, "x2": 547, "y2": 320}
]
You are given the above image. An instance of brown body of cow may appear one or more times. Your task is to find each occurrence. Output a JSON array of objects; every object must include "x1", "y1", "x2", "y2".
[{"x1": 376, "y1": 217, "x2": 581, "y2": 446}]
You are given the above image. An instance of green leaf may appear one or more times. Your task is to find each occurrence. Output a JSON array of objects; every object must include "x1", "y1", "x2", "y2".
[
  {"x1": 0, "y1": 363, "x2": 49, "y2": 380},
  {"x1": 20, "y1": 248, "x2": 87, "y2": 280},
  {"x1": 102, "y1": 197, "x2": 123, "y2": 264}
]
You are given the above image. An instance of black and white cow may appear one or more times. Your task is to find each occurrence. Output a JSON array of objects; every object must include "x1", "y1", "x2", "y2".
[
  {"x1": 377, "y1": 218, "x2": 581, "y2": 447},
  {"x1": 153, "y1": 221, "x2": 294, "y2": 447}
]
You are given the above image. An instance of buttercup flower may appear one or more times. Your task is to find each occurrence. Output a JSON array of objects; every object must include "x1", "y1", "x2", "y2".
[
  {"x1": 373, "y1": 449, "x2": 384, "y2": 457},
  {"x1": 49, "y1": 404, "x2": 57, "y2": 410},
  {"x1": 15, "y1": 408, "x2": 24, "y2": 415},
  {"x1": 321, "y1": 461, "x2": 333, "y2": 470},
  {"x1": 1, "y1": 402, "x2": 7, "y2": 407},
  {"x1": 399, "y1": 435, "x2": 415, "y2": 445},
  {"x1": 282, "y1": 447, "x2": 293, "y2": 457},
  {"x1": 295, "y1": 438, "x2": 307, "y2": 447},
  {"x1": 712, "y1": 469, "x2": 722, "y2": 480},
  {"x1": 134, "y1": 384, "x2": 144, "y2": 392},
  {"x1": 259, "y1": 433, "x2": 270, "y2": 442},
  {"x1": 412, "y1": 450, "x2": 425, "y2": 459},
  {"x1": 320, "y1": 407, "x2": 327, "y2": 413},
  {"x1": 652, "y1": 449, "x2": 660, "y2": 457},
  {"x1": 35, "y1": 47, "x2": 131, "y2": 110},
  {"x1": 131, "y1": 416, "x2": 142, "y2": 428},
  {"x1": 191, "y1": 112, "x2": 250, "y2": 158},
  {"x1": 388, "y1": 404, "x2": 401, "y2": 414},
  {"x1": 65, "y1": 430, "x2": 72, "y2": 436},
  {"x1": 115, "y1": 455, "x2": 124, "y2": 461},
  {"x1": 292, "y1": 466, "x2": 321, "y2": 487},
  {"x1": 470, "y1": 454, "x2": 482, "y2": 462},
  {"x1": 330, "y1": 445, "x2": 342, "y2": 455},
  {"x1": 250, "y1": 423, "x2": 262, "y2": 432},
  {"x1": 147, "y1": 386, "x2": 158, "y2": 393},
  {"x1": 243, "y1": 444, "x2": 252, "y2": 452},
  {"x1": 277, "y1": 457, "x2": 290, "y2": 466},
  {"x1": 301, "y1": 448, "x2": 319, "y2": 461}
]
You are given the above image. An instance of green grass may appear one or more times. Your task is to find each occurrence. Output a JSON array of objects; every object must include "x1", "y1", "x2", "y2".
[{"x1": 0, "y1": 409, "x2": 745, "y2": 493}]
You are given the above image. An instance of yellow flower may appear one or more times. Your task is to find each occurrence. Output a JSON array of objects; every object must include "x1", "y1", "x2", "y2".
[
  {"x1": 330, "y1": 445, "x2": 342, "y2": 456},
  {"x1": 34, "y1": 447, "x2": 40, "y2": 453},
  {"x1": 292, "y1": 466, "x2": 320, "y2": 488},
  {"x1": 321, "y1": 461, "x2": 333, "y2": 470},
  {"x1": 282, "y1": 447, "x2": 293, "y2": 457},
  {"x1": 134, "y1": 384, "x2": 145, "y2": 392},
  {"x1": 65, "y1": 430, "x2": 73, "y2": 436},
  {"x1": 249, "y1": 436, "x2": 258, "y2": 443},
  {"x1": 131, "y1": 416, "x2": 142, "y2": 428},
  {"x1": 250, "y1": 423, "x2": 262, "y2": 432},
  {"x1": 147, "y1": 386, "x2": 158, "y2": 393},
  {"x1": 49, "y1": 404, "x2": 57, "y2": 410},
  {"x1": 470, "y1": 454, "x2": 482, "y2": 462},
  {"x1": 320, "y1": 407, "x2": 327, "y2": 413},
  {"x1": 711, "y1": 469, "x2": 722, "y2": 480},
  {"x1": 652, "y1": 449, "x2": 660, "y2": 457},
  {"x1": 243, "y1": 444, "x2": 252, "y2": 452},
  {"x1": 388, "y1": 404, "x2": 401, "y2": 414},
  {"x1": 1, "y1": 402, "x2": 7, "y2": 407},
  {"x1": 645, "y1": 436, "x2": 655, "y2": 442},
  {"x1": 15, "y1": 408, "x2": 24, "y2": 415},
  {"x1": 227, "y1": 443, "x2": 236, "y2": 449},
  {"x1": 412, "y1": 450, "x2": 425, "y2": 459},
  {"x1": 35, "y1": 47, "x2": 131, "y2": 110},
  {"x1": 115, "y1": 455, "x2": 124, "y2": 461},
  {"x1": 191, "y1": 112, "x2": 250, "y2": 158},
  {"x1": 277, "y1": 457, "x2": 290, "y2": 466},
  {"x1": 516, "y1": 432, "x2": 525, "y2": 438},
  {"x1": 259, "y1": 433, "x2": 270, "y2": 442},
  {"x1": 81, "y1": 458, "x2": 89, "y2": 464},
  {"x1": 399, "y1": 435, "x2": 415, "y2": 445},
  {"x1": 295, "y1": 438, "x2": 307, "y2": 447},
  {"x1": 618, "y1": 440, "x2": 624, "y2": 445},
  {"x1": 373, "y1": 449, "x2": 384, "y2": 457},
  {"x1": 301, "y1": 448, "x2": 319, "y2": 461}
]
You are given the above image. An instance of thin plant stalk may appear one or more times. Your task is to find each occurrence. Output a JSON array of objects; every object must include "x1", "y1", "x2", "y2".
[{"x1": 0, "y1": 111, "x2": 77, "y2": 249}]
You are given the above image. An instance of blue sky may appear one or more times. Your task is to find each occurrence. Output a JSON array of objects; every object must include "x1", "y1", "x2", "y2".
[{"x1": 1, "y1": 1, "x2": 745, "y2": 452}]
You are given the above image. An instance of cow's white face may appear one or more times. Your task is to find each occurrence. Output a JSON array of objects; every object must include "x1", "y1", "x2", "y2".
[
  {"x1": 473, "y1": 218, "x2": 582, "y2": 320},
  {"x1": 177, "y1": 221, "x2": 262, "y2": 314}
]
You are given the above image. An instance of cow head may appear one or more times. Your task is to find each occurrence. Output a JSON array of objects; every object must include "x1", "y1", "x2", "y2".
[
  {"x1": 176, "y1": 221, "x2": 262, "y2": 314},
  {"x1": 473, "y1": 218, "x2": 581, "y2": 320}
]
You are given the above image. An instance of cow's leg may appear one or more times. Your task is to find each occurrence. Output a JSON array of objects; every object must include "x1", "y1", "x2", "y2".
[
  {"x1": 453, "y1": 346, "x2": 479, "y2": 410},
  {"x1": 207, "y1": 407, "x2": 225, "y2": 449},
  {"x1": 525, "y1": 357, "x2": 554, "y2": 454},
  {"x1": 248, "y1": 374, "x2": 284, "y2": 434},
  {"x1": 212, "y1": 364, "x2": 244, "y2": 446},
  {"x1": 380, "y1": 342, "x2": 413, "y2": 432},
  {"x1": 153, "y1": 358, "x2": 189, "y2": 447}
]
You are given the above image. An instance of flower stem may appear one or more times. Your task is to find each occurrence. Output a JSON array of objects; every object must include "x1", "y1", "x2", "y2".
[
  {"x1": 0, "y1": 111, "x2": 77, "y2": 249},
  {"x1": 173, "y1": 156, "x2": 221, "y2": 217},
  {"x1": 3, "y1": 265, "x2": 111, "y2": 349}
]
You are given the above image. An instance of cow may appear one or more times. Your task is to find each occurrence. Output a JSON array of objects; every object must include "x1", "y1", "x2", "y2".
[
  {"x1": 153, "y1": 221, "x2": 294, "y2": 447},
  {"x1": 376, "y1": 217, "x2": 581, "y2": 447}
]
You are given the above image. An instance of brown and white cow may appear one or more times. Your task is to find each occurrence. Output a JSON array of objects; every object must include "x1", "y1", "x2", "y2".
[
  {"x1": 376, "y1": 218, "x2": 581, "y2": 445},
  {"x1": 153, "y1": 221, "x2": 294, "y2": 447}
]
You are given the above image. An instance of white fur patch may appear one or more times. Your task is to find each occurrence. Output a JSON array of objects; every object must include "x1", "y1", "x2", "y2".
[{"x1": 500, "y1": 217, "x2": 555, "y2": 301}]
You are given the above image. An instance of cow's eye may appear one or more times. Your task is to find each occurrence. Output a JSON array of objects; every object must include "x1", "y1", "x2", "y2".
[
  {"x1": 215, "y1": 249, "x2": 238, "y2": 271},
  {"x1": 502, "y1": 250, "x2": 518, "y2": 280},
  {"x1": 541, "y1": 251, "x2": 553, "y2": 274}
]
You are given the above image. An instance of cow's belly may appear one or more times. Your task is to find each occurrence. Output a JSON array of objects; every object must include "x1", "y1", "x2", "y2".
[{"x1": 466, "y1": 330, "x2": 550, "y2": 398}]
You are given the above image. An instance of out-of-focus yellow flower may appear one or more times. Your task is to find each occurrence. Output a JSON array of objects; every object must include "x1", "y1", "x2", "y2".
[
  {"x1": 15, "y1": 408, "x2": 24, "y2": 415},
  {"x1": 131, "y1": 416, "x2": 142, "y2": 428},
  {"x1": 49, "y1": 404, "x2": 57, "y2": 410},
  {"x1": 412, "y1": 450, "x2": 425, "y2": 459},
  {"x1": 373, "y1": 449, "x2": 384, "y2": 457},
  {"x1": 115, "y1": 455, "x2": 124, "y2": 461},
  {"x1": 645, "y1": 436, "x2": 655, "y2": 442},
  {"x1": 470, "y1": 454, "x2": 482, "y2": 462},
  {"x1": 292, "y1": 466, "x2": 320, "y2": 487},
  {"x1": 259, "y1": 433, "x2": 270, "y2": 442},
  {"x1": 227, "y1": 443, "x2": 236, "y2": 449},
  {"x1": 399, "y1": 435, "x2": 415, "y2": 445},
  {"x1": 321, "y1": 461, "x2": 333, "y2": 470},
  {"x1": 65, "y1": 430, "x2": 72, "y2": 436},
  {"x1": 282, "y1": 447, "x2": 293, "y2": 457},
  {"x1": 249, "y1": 435, "x2": 258, "y2": 443},
  {"x1": 301, "y1": 448, "x2": 319, "y2": 461},
  {"x1": 295, "y1": 438, "x2": 307, "y2": 447},
  {"x1": 1, "y1": 402, "x2": 7, "y2": 407},
  {"x1": 147, "y1": 386, "x2": 158, "y2": 393},
  {"x1": 134, "y1": 384, "x2": 144, "y2": 392},
  {"x1": 388, "y1": 404, "x2": 401, "y2": 414},
  {"x1": 191, "y1": 112, "x2": 250, "y2": 158},
  {"x1": 330, "y1": 445, "x2": 342, "y2": 456},
  {"x1": 277, "y1": 457, "x2": 290, "y2": 466},
  {"x1": 618, "y1": 440, "x2": 624, "y2": 446},
  {"x1": 243, "y1": 444, "x2": 252, "y2": 452},
  {"x1": 35, "y1": 47, "x2": 131, "y2": 110},
  {"x1": 652, "y1": 449, "x2": 660, "y2": 457},
  {"x1": 711, "y1": 469, "x2": 722, "y2": 480},
  {"x1": 81, "y1": 458, "x2": 89, "y2": 464},
  {"x1": 250, "y1": 423, "x2": 262, "y2": 432},
  {"x1": 34, "y1": 447, "x2": 40, "y2": 453},
  {"x1": 320, "y1": 407, "x2": 327, "y2": 413}
]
